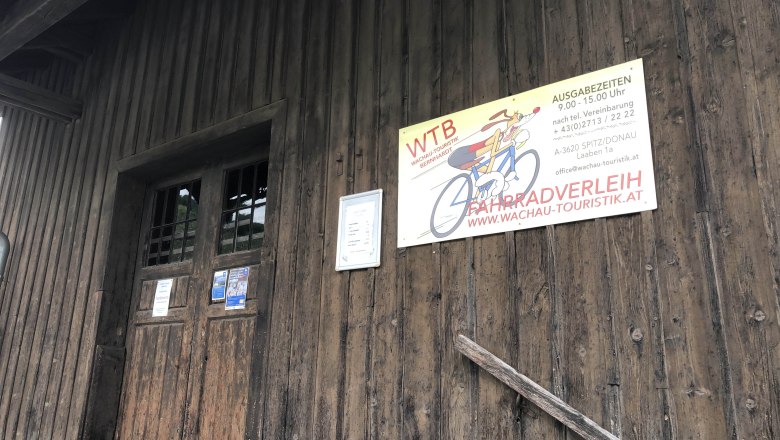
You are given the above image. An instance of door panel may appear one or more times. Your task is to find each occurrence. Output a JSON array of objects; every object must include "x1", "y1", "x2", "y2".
[
  {"x1": 197, "y1": 317, "x2": 255, "y2": 439},
  {"x1": 138, "y1": 276, "x2": 192, "y2": 311},
  {"x1": 117, "y1": 323, "x2": 192, "y2": 439}
]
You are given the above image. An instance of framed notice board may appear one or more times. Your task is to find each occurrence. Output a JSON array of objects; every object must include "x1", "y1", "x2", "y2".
[{"x1": 335, "y1": 189, "x2": 382, "y2": 271}]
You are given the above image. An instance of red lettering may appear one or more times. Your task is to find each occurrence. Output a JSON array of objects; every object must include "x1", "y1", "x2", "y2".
[
  {"x1": 582, "y1": 179, "x2": 594, "y2": 196},
  {"x1": 442, "y1": 119, "x2": 456, "y2": 139},
  {"x1": 405, "y1": 135, "x2": 427, "y2": 158},
  {"x1": 627, "y1": 170, "x2": 642, "y2": 188},
  {"x1": 607, "y1": 174, "x2": 620, "y2": 192},
  {"x1": 426, "y1": 126, "x2": 440, "y2": 145},
  {"x1": 554, "y1": 184, "x2": 568, "y2": 201},
  {"x1": 568, "y1": 181, "x2": 581, "y2": 199}
]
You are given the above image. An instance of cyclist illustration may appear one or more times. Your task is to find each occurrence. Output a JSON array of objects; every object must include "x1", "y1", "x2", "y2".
[{"x1": 429, "y1": 106, "x2": 541, "y2": 238}]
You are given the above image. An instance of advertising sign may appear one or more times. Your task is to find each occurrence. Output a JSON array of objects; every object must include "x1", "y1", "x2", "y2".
[
  {"x1": 225, "y1": 267, "x2": 249, "y2": 310},
  {"x1": 211, "y1": 269, "x2": 227, "y2": 301},
  {"x1": 398, "y1": 59, "x2": 656, "y2": 247}
]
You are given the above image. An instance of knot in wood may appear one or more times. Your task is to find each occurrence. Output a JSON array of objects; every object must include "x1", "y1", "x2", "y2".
[
  {"x1": 719, "y1": 34, "x2": 736, "y2": 48},
  {"x1": 631, "y1": 328, "x2": 644, "y2": 342},
  {"x1": 645, "y1": 264, "x2": 654, "y2": 271},
  {"x1": 745, "y1": 398, "x2": 757, "y2": 410},
  {"x1": 754, "y1": 310, "x2": 766, "y2": 322},
  {"x1": 704, "y1": 97, "x2": 721, "y2": 114}
]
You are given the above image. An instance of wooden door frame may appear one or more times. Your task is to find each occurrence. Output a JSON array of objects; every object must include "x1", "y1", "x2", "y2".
[{"x1": 81, "y1": 100, "x2": 287, "y2": 439}]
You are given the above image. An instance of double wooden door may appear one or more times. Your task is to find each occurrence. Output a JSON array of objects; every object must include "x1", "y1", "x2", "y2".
[{"x1": 116, "y1": 157, "x2": 268, "y2": 439}]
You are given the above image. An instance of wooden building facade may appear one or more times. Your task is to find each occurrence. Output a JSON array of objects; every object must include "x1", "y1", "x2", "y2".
[{"x1": 0, "y1": 0, "x2": 778, "y2": 438}]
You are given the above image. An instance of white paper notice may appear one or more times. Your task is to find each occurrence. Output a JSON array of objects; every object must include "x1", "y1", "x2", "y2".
[
  {"x1": 343, "y1": 201, "x2": 376, "y2": 262},
  {"x1": 336, "y1": 189, "x2": 383, "y2": 271},
  {"x1": 152, "y1": 278, "x2": 173, "y2": 317}
]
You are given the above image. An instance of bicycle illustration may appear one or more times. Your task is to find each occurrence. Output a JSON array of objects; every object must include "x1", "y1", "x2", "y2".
[{"x1": 429, "y1": 107, "x2": 542, "y2": 238}]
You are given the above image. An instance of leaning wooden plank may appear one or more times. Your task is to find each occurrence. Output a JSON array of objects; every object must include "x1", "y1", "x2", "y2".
[
  {"x1": 455, "y1": 334, "x2": 620, "y2": 440},
  {"x1": 0, "y1": 72, "x2": 81, "y2": 122},
  {"x1": 0, "y1": 0, "x2": 89, "y2": 62}
]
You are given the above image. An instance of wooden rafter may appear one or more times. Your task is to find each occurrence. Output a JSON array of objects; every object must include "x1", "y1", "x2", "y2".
[
  {"x1": 24, "y1": 25, "x2": 94, "y2": 61},
  {"x1": 0, "y1": 0, "x2": 90, "y2": 62},
  {"x1": 0, "y1": 72, "x2": 81, "y2": 122}
]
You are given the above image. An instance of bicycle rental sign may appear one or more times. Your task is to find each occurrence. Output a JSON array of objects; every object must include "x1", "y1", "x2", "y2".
[{"x1": 397, "y1": 58, "x2": 657, "y2": 247}]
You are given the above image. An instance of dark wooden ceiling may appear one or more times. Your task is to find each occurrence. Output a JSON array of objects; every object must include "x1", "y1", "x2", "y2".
[{"x1": 0, "y1": 0, "x2": 136, "y2": 75}]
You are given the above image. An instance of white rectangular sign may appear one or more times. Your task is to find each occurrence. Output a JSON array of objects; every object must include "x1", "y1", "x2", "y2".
[
  {"x1": 398, "y1": 58, "x2": 656, "y2": 247},
  {"x1": 152, "y1": 278, "x2": 173, "y2": 317},
  {"x1": 336, "y1": 189, "x2": 382, "y2": 271}
]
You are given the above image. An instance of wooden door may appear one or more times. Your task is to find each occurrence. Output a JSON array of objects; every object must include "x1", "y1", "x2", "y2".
[{"x1": 116, "y1": 157, "x2": 268, "y2": 439}]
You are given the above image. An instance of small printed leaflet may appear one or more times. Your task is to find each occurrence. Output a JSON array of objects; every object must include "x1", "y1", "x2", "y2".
[
  {"x1": 225, "y1": 267, "x2": 249, "y2": 310},
  {"x1": 211, "y1": 269, "x2": 227, "y2": 301},
  {"x1": 152, "y1": 278, "x2": 173, "y2": 317}
]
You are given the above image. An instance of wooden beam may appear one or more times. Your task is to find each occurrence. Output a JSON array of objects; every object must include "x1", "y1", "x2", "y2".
[
  {"x1": 23, "y1": 25, "x2": 94, "y2": 63},
  {"x1": 455, "y1": 334, "x2": 621, "y2": 440},
  {"x1": 0, "y1": 0, "x2": 90, "y2": 62},
  {"x1": 0, "y1": 51, "x2": 53, "y2": 74},
  {"x1": 0, "y1": 72, "x2": 81, "y2": 122},
  {"x1": 65, "y1": 0, "x2": 136, "y2": 23}
]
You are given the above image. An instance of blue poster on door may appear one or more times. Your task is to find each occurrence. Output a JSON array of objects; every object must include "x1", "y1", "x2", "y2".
[
  {"x1": 211, "y1": 269, "x2": 228, "y2": 301},
  {"x1": 225, "y1": 266, "x2": 249, "y2": 310}
]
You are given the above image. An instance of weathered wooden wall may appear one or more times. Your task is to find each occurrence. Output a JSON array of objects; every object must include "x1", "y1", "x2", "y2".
[{"x1": 0, "y1": 0, "x2": 778, "y2": 438}]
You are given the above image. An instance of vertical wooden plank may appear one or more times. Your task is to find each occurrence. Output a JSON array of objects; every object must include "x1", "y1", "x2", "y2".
[
  {"x1": 115, "y1": 326, "x2": 148, "y2": 439},
  {"x1": 619, "y1": 0, "x2": 731, "y2": 438},
  {"x1": 341, "y1": 0, "x2": 380, "y2": 437},
  {"x1": 244, "y1": 105, "x2": 286, "y2": 438},
  {"x1": 680, "y1": 0, "x2": 780, "y2": 437},
  {"x1": 542, "y1": 1, "x2": 622, "y2": 437},
  {"x1": 195, "y1": 0, "x2": 224, "y2": 130},
  {"x1": 601, "y1": 1, "x2": 678, "y2": 438},
  {"x1": 162, "y1": 0, "x2": 196, "y2": 142},
  {"x1": 212, "y1": 0, "x2": 241, "y2": 124},
  {"x1": 0, "y1": 110, "x2": 46, "y2": 433},
  {"x1": 578, "y1": 0, "x2": 630, "y2": 436},
  {"x1": 0, "y1": 108, "x2": 23, "y2": 334},
  {"x1": 149, "y1": 0, "x2": 186, "y2": 146},
  {"x1": 23, "y1": 64, "x2": 86, "y2": 439},
  {"x1": 198, "y1": 318, "x2": 255, "y2": 439},
  {"x1": 368, "y1": 0, "x2": 406, "y2": 437},
  {"x1": 283, "y1": 0, "x2": 332, "y2": 436},
  {"x1": 140, "y1": 325, "x2": 171, "y2": 439},
  {"x1": 439, "y1": 1, "x2": 476, "y2": 438},
  {"x1": 0, "y1": 89, "x2": 58, "y2": 440},
  {"x1": 0, "y1": 107, "x2": 30, "y2": 227},
  {"x1": 311, "y1": 0, "x2": 356, "y2": 437},
  {"x1": 228, "y1": 0, "x2": 257, "y2": 117},
  {"x1": 44, "y1": 33, "x2": 125, "y2": 437},
  {"x1": 176, "y1": 0, "x2": 209, "y2": 137},
  {"x1": 108, "y1": 0, "x2": 149, "y2": 160},
  {"x1": 259, "y1": 0, "x2": 307, "y2": 438},
  {"x1": 504, "y1": 0, "x2": 562, "y2": 438},
  {"x1": 252, "y1": 0, "x2": 281, "y2": 107},
  {"x1": 401, "y1": 0, "x2": 442, "y2": 438},
  {"x1": 729, "y1": 0, "x2": 780, "y2": 434},
  {"x1": 120, "y1": 0, "x2": 162, "y2": 158},
  {"x1": 0, "y1": 109, "x2": 33, "y2": 341},
  {"x1": 3, "y1": 66, "x2": 67, "y2": 439},
  {"x1": 470, "y1": 0, "x2": 520, "y2": 438},
  {"x1": 0, "y1": 107, "x2": 19, "y2": 205},
  {"x1": 35, "y1": 52, "x2": 106, "y2": 440},
  {"x1": 132, "y1": 0, "x2": 173, "y2": 153}
]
